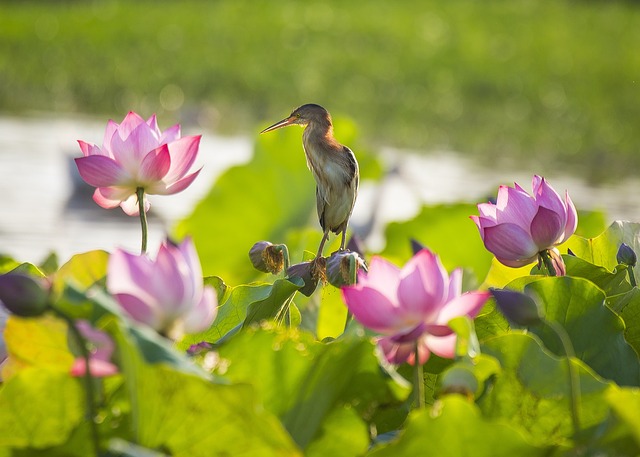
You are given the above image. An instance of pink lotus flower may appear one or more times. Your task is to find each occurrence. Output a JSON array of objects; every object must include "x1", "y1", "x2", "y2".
[
  {"x1": 70, "y1": 321, "x2": 118, "y2": 378},
  {"x1": 107, "y1": 237, "x2": 217, "y2": 339},
  {"x1": 471, "y1": 175, "x2": 577, "y2": 269},
  {"x1": 341, "y1": 249, "x2": 490, "y2": 365},
  {"x1": 75, "y1": 112, "x2": 202, "y2": 215}
]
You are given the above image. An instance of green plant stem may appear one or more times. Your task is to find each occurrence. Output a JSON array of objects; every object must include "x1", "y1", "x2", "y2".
[
  {"x1": 413, "y1": 341, "x2": 425, "y2": 410},
  {"x1": 545, "y1": 319, "x2": 581, "y2": 436},
  {"x1": 343, "y1": 254, "x2": 358, "y2": 332},
  {"x1": 52, "y1": 308, "x2": 101, "y2": 456},
  {"x1": 277, "y1": 292, "x2": 296, "y2": 327},
  {"x1": 540, "y1": 249, "x2": 557, "y2": 277},
  {"x1": 136, "y1": 187, "x2": 148, "y2": 254},
  {"x1": 629, "y1": 265, "x2": 637, "y2": 287},
  {"x1": 343, "y1": 311, "x2": 352, "y2": 333},
  {"x1": 278, "y1": 244, "x2": 290, "y2": 272}
]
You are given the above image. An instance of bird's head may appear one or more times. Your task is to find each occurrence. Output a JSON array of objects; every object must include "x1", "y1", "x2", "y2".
[{"x1": 260, "y1": 103, "x2": 331, "y2": 133}]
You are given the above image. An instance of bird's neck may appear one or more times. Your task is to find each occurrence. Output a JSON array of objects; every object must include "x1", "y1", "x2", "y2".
[{"x1": 303, "y1": 120, "x2": 340, "y2": 151}]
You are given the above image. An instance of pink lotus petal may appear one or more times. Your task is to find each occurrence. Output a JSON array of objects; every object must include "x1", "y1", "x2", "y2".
[
  {"x1": 107, "y1": 250, "x2": 158, "y2": 304},
  {"x1": 146, "y1": 114, "x2": 160, "y2": 137},
  {"x1": 495, "y1": 185, "x2": 537, "y2": 227},
  {"x1": 530, "y1": 206, "x2": 564, "y2": 248},
  {"x1": 75, "y1": 155, "x2": 127, "y2": 188},
  {"x1": 560, "y1": 192, "x2": 578, "y2": 243},
  {"x1": 482, "y1": 222, "x2": 538, "y2": 264},
  {"x1": 114, "y1": 293, "x2": 164, "y2": 329},
  {"x1": 379, "y1": 337, "x2": 431, "y2": 366},
  {"x1": 178, "y1": 236, "x2": 204, "y2": 282},
  {"x1": 534, "y1": 176, "x2": 566, "y2": 222},
  {"x1": 139, "y1": 145, "x2": 171, "y2": 183},
  {"x1": 172, "y1": 237, "x2": 203, "y2": 299},
  {"x1": 160, "y1": 123, "x2": 181, "y2": 144},
  {"x1": 448, "y1": 268, "x2": 463, "y2": 301},
  {"x1": 116, "y1": 112, "x2": 147, "y2": 140},
  {"x1": 476, "y1": 202, "x2": 498, "y2": 220},
  {"x1": 498, "y1": 257, "x2": 539, "y2": 268},
  {"x1": 423, "y1": 323, "x2": 454, "y2": 337},
  {"x1": 75, "y1": 321, "x2": 114, "y2": 361},
  {"x1": 164, "y1": 135, "x2": 201, "y2": 182},
  {"x1": 378, "y1": 337, "x2": 424, "y2": 365},
  {"x1": 109, "y1": 119, "x2": 160, "y2": 168},
  {"x1": 71, "y1": 358, "x2": 118, "y2": 378},
  {"x1": 183, "y1": 286, "x2": 218, "y2": 334},
  {"x1": 398, "y1": 249, "x2": 447, "y2": 319},
  {"x1": 154, "y1": 168, "x2": 202, "y2": 195},
  {"x1": 151, "y1": 243, "x2": 189, "y2": 313},
  {"x1": 514, "y1": 181, "x2": 527, "y2": 193},
  {"x1": 358, "y1": 256, "x2": 401, "y2": 300},
  {"x1": 342, "y1": 287, "x2": 406, "y2": 334},
  {"x1": 102, "y1": 119, "x2": 120, "y2": 152},
  {"x1": 436, "y1": 291, "x2": 491, "y2": 325},
  {"x1": 120, "y1": 193, "x2": 149, "y2": 216},
  {"x1": 93, "y1": 187, "x2": 127, "y2": 209},
  {"x1": 470, "y1": 215, "x2": 498, "y2": 236},
  {"x1": 425, "y1": 333, "x2": 457, "y2": 359},
  {"x1": 77, "y1": 140, "x2": 104, "y2": 157}
]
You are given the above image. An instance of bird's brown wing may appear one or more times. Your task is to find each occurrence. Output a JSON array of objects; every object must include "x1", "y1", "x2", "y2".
[{"x1": 316, "y1": 185, "x2": 326, "y2": 232}]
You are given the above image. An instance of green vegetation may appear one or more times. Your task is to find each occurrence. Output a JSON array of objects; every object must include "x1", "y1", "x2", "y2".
[{"x1": 1, "y1": 0, "x2": 639, "y2": 180}]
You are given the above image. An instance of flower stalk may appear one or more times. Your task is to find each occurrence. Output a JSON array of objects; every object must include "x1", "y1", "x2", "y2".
[
  {"x1": 544, "y1": 319, "x2": 581, "y2": 436},
  {"x1": 53, "y1": 308, "x2": 101, "y2": 456},
  {"x1": 413, "y1": 341, "x2": 425, "y2": 409},
  {"x1": 136, "y1": 187, "x2": 148, "y2": 254},
  {"x1": 539, "y1": 249, "x2": 557, "y2": 277}
]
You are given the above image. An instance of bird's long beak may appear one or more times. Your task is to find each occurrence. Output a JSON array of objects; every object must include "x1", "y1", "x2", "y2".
[{"x1": 260, "y1": 116, "x2": 295, "y2": 134}]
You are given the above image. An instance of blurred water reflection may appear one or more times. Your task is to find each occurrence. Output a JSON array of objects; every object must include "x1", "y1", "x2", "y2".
[{"x1": 1, "y1": 115, "x2": 639, "y2": 265}]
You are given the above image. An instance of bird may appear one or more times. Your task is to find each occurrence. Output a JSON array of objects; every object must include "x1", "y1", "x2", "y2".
[{"x1": 261, "y1": 104, "x2": 359, "y2": 259}]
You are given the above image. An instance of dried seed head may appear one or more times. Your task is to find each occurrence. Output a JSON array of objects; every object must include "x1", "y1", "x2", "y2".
[
  {"x1": 249, "y1": 241, "x2": 286, "y2": 274},
  {"x1": 326, "y1": 251, "x2": 367, "y2": 288}
]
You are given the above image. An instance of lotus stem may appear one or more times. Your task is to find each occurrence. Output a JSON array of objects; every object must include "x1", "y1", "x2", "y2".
[
  {"x1": 540, "y1": 249, "x2": 557, "y2": 277},
  {"x1": 413, "y1": 341, "x2": 425, "y2": 410},
  {"x1": 53, "y1": 308, "x2": 101, "y2": 456},
  {"x1": 136, "y1": 187, "x2": 148, "y2": 254},
  {"x1": 545, "y1": 319, "x2": 581, "y2": 436}
]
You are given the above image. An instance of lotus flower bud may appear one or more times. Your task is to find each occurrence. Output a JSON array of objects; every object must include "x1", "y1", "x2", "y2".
[
  {"x1": 546, "y1": 248, "x2": 566, "y2": 277},
  {"x1": 249, "y1": 241, "x2": 287, "y2": 274},
  {"x1": 490, "y1": 288, "x2": 543, "y2": 326},
  {"x1": 0, "y1": 273, "x2": 49, "y2": 317},
  {"x1": 410, "y1": 238, "x2": 426, "y2": 256},
  {"x1": 326, "y1": 251, "x2": 367, "y2": 288},
  {"x1": 617, "y1": 243, "x2": 637, "y2": 267},
  {"x1": 286, "y1": 259, "x2": 325, "y2": 297}
]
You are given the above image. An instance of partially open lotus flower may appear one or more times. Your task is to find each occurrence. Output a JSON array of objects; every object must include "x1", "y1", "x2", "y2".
[
  {"x1": 107, "y1": 237, "x2": 217, "y2": 340},
  {"x1": 341, "y1": 249, "x2": 490, "y2": 365},
  {"x1": 75, "y1": 112, "x2": 202, "y2": 215},
  {"x1": 471, "y1": 175, "x2": 577, "y2": 271}
]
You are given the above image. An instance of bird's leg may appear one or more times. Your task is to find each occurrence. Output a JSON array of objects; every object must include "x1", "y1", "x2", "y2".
[
  {"x1": 340, "y1": 229, "x2": 347, "y2": 251},
  {"x1": 316, "y1": 230, "x2": 329, "y2": 259}
]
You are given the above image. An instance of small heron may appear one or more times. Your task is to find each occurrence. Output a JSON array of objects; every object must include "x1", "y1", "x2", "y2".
[{"x1": 261, "y1": 104, "x2": 359, "y2": 258}]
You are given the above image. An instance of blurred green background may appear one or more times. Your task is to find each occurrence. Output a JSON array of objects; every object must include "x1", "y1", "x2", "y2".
[{"x1": 1, "y1": 0, "x2": 639, "y2": 182}]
